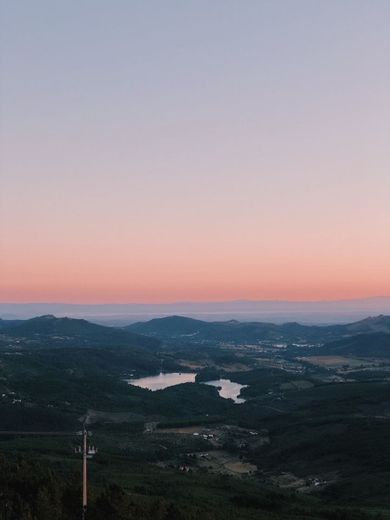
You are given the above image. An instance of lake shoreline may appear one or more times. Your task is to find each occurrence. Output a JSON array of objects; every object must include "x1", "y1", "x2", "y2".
[{"x1": 127, "y1": 372, "x2": 247, "y2": 404}]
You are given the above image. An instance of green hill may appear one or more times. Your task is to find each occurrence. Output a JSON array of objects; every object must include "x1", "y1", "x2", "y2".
[
  {"x1": 3, "y1": 315, "x2": 160, "y2": 349},
  {"x1": 126, "y1": 314, "x2": 390, "y2": 344},
  {"x1": 318, "y1": 332, "x2": 390, "y2": 357}
]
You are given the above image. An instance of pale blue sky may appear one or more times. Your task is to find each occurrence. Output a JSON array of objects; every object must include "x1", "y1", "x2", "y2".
[{"x1": 1, "y1": 1, "x2": 390, "y2": 302}]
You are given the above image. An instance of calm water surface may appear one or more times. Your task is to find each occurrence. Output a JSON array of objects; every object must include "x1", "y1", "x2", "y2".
[
  {"x1": 204, "y1": 379, "x2": 247, "y2": 404},
  {"x1": 128, "y1": 373, "x2": 247, "y2": 404},
  {"x1": 128, "y1": 372, "x2": 196, "y2": 391}
]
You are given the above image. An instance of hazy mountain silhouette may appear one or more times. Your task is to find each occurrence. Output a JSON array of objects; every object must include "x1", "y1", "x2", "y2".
[
  {"x1": 127, "y1": 314, "x2": 390, "y2": 343},
  {"x1": 3, "y1": 315, "x2": 160, "y2": 349}
]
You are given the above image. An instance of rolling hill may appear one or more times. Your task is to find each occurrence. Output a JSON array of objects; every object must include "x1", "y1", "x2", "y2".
[
  {"x1": 1, "y1": 315, "x2": 160, "y2": 349},
  {"x1": 0, "y1": 318, "x2": 24, "y2": 329},
  {"x1": 318, "y1": 332, "x2": 390, "y2": 358},
  {"x1": 126, "y1": 314, "x2": 390, "y2": 344}
]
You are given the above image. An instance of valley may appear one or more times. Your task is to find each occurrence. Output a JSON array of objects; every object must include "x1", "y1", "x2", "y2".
[{"x1": 1, "y1": 314, "x2": 390, "y2": 518}]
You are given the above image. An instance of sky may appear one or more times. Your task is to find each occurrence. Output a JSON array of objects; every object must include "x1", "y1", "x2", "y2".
[{"x1": 1, "y1": 0, "x2": 389, "y2": 304}]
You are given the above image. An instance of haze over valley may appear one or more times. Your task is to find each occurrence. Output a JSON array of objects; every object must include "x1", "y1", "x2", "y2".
[{"x1": 1, "y1": 296, "x2": 390, "y2": 325}]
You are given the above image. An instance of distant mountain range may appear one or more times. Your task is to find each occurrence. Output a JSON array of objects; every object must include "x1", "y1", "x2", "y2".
[
  {"x1": 2, "y1": 313, "x2": 390, "y2": 358},
  {"x1": 126, "y1": 314, "x2": 390, "y2": 345},
  {"x1": 0, "y1": 314, "x2": 159, "y2": 349},
  {"x1": 1, "y1": 296, "x2": 390, "y2": 324}
]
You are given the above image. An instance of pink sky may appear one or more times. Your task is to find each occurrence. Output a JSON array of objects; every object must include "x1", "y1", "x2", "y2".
[{"x1": 1, "y1": 1, "x2": 389, "y2": 303}]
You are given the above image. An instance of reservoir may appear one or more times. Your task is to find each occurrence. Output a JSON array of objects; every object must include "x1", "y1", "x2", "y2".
[
  {"x1": 128, "y1": 373, "x2": 247, "y2": 404},
  {"x1": 204, "y1": 379, "x2": 247, "y2": 404},
  {"x1": 127, "y1": 372, "x2": 196, "y2": 391}
]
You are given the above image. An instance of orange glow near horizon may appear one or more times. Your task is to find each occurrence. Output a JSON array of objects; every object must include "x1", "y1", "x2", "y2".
[
  {"x1": 2, "y1": 240, "x2": 389, "y2": 303},
  {"x1": 1, "y1": 2, "x2": 389, "y2": 304}
]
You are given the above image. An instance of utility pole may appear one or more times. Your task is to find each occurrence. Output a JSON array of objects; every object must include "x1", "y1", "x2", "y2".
[
  {"x1": 82, "y1": 426, "x2": 88, "y2": 520},
  {"x1": 76, "y1": 425, "x2": 97, "y2": 520},
  {"x1": 0, "y1": 430, "x2": 95, "y2": 520}
]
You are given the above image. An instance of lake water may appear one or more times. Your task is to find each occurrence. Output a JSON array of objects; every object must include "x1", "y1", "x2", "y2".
[
  {"x1": 127, "y1": 373, "x2": 247, "y2": 404},
  {"x1": 127, "y1": 372, "x2": 196, "y2": 391},
  {"x1": 204, "y1": 379, "x2": 247, "y2": 404}
]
